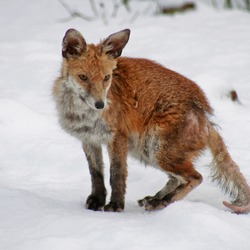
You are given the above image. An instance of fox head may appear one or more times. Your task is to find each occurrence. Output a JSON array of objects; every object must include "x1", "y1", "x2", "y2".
[{"x1": 61, "y1": 28, "x2": 130, "y2": 110}]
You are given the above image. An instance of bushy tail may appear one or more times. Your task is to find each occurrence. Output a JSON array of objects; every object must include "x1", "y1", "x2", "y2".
[{"x1": 208, "y1": 123, "x2": 250, "y2": 213}]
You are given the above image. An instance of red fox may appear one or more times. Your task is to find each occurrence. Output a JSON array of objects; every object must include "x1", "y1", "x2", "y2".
[{"x1": 53, "y1": 28, "x2": 250, "y2": 213}]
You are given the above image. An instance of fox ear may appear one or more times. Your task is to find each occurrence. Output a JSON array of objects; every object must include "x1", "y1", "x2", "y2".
[
  {"x1": 101, "y1": 29, "x2": 130, "y2": 59},
  {"x1": 62, "y1": 29, "x2": 87, "y2": 59}
]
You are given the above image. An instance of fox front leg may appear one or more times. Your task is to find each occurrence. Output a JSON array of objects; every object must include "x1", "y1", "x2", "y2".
[
  {"x1": 104, "y1": 134, "x2": 128, "y2": 212},
  {"x1": 83, "y1": 143, "x2": 107, "y2": 211}
]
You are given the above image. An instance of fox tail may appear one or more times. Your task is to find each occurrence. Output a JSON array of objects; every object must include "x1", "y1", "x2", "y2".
[{"x1": 208, "y1": 123, "x2": 250, "y2": 213}]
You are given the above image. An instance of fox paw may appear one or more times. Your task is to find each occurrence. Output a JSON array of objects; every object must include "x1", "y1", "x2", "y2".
[
  {"x1": 104, "y1": 202, "x2": 124, "y2": 212},
  {"x1": 86, "y1": 194, "x2": 106, "y2": 211},
  {"x1": 138, "y1": 197, "x2": 169, "y2": 211},
  {"x1": 138, "y1": 195, "x2": 154, "y2": 207}
]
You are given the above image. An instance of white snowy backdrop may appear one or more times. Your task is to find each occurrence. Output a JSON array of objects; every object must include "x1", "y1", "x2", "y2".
[{"x1": 0, "y1": 1, "x2": 250, "y2": 249}]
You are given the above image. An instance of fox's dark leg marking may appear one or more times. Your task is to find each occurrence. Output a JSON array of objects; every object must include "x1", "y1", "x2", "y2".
[
  {"x1": 104, "y1": 134, "x2": 128, "y2": 212},
  {"x1": 83, "y1": 143, "x2": 107, "y2": 211}
]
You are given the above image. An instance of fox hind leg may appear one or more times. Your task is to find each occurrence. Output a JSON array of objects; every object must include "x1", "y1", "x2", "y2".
[
  {"x1": 138, "y1": 175, "x2": 180, "y2": 208},
  {"x1": 138, "y1": 162, "x2": 203, "y2": 211}
]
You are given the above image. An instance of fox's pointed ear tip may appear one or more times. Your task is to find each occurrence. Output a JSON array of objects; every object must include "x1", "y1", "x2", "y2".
[
  {"x1": 124, "y1": 29, "x2": 131, "y2": 36},
  {"x1": 66, "y1": 28, "x2": 75, "y2": 32},
  {"x1": 64, "y1": 28, "x2": 80, "y2": 35}
]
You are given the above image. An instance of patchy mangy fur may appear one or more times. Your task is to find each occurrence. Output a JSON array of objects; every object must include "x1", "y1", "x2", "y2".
[{"x1": 53, "y1": 28, "x2": 250, "y2": 213}]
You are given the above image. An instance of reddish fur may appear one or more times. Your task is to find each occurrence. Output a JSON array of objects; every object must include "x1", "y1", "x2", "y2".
[
  {"x1": 53, "y1": 29, "x2": 250, "y2": 213},
  {"x1": 103, "y1": 58, "x2": 211, "y2": 138}
]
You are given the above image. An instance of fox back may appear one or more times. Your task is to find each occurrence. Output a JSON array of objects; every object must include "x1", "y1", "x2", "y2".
[{"x1": 53, "y1": 29, "x2": 250, "y2": 213}]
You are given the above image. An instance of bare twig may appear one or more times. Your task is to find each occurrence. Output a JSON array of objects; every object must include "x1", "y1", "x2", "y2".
[
  {"x1": 111, "y1": 0, "x2": 121, "y2": 18},
  {"x1": 99, "y1": 2, "x2": 108, "y2": 25},
  {"x1": 89, "y1": 0, "x2": 99, "y2": 17},
  {"x1": 58, "y1": 0, "x2": 93, "y2": 21},
  {"x1": 122, "y1": 0, "x2": 131, "y2": 12},
  {"x1": 245, "y1": 0, "x2": 250, "y2": 11},
  {"x1": 129, "y1": 11, "x2": 140, "y2": 23},
  {"x1": 211, "y1": 0, "x2": 217, "y2": 8},
  {"x1": 224, "y1": 0, "x2": 233, "y2": 9}
]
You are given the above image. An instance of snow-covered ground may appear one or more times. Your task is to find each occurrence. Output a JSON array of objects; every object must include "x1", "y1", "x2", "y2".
[{"x1": 1, "y1": 1, "x2": 250, "y2": 249}]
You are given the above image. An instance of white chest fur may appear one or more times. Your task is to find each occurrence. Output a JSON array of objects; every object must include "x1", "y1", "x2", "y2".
[{"x1": 54, "y1": 83, "x2": 111, "y2": 144}]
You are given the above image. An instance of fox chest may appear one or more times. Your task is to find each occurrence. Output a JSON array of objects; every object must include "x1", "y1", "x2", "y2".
[{"x1": 57, "y1": 95, "x2": 111, "y2": 144}]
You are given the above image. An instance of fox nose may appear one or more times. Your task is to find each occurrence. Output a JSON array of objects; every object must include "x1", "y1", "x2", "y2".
[{"x1": 95, "y1": 101, "x2": 105, "y2": 109}]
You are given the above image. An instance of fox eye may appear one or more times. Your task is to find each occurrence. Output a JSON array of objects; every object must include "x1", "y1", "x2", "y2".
[
  {"x1": 79, "y1": 74, "x2": 88, "y2": 81},
  {"x1": 103, "y1": 75, "x2": 110, "y2": 82}
]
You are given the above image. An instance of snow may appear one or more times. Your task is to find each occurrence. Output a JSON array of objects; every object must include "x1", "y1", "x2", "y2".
[{"x1": 1, "y1": 1, "x2": 250, "y2": 249}]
